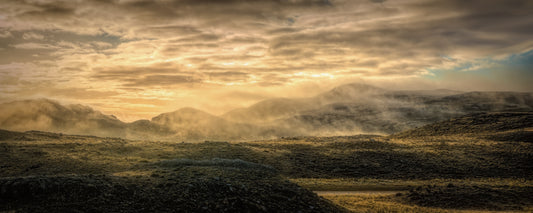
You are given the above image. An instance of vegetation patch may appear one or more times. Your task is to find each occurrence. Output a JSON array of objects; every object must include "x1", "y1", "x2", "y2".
[
  {"x1": 0, "y1": 165, "x2": 346, "y2": 212},
  {"x1": 1, "y1": 111, "x2": 532, "y2": 212},
  {"x1": 405, "y1": 184, "x2": 533, "y2": 211},
  {"x1": 158, "y1": 158, "x2": 276, "y2": 173},
  {"x1": 393, "y1": 112, "x2": 533, "y2": 138}
]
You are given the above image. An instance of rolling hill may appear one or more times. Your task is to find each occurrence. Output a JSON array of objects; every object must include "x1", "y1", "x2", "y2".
[
  {"x1": 392, "y1": 112, "x2": 533, "y2": 141},
  {"x1": 0, "y1": 99, "x2": 127, "y2": 137},
  {"x1": 149, "y1": 107, "x2": 284, "y2": 141},
  {"x1": 224, "y1": 83, "x2": 533, "y2": 135},
  {"x1": 0, "y1": 83, "x2": 531, "y2": 140},
  {"x1": 1, "y1": 109, "x2": 531, "y2": 212}
]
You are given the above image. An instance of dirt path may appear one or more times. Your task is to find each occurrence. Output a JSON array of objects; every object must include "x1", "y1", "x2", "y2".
[{"x1": 314, "y1": 191, "x2": 403, "y2": 195}]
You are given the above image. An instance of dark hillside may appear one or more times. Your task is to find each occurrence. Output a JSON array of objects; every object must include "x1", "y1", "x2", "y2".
[
  {"x1": 0, "y1": 159, "x2": 346, "y2": 213},
  {"x1": 393, "y1": 112, "x2": 533, "y2": 138}
]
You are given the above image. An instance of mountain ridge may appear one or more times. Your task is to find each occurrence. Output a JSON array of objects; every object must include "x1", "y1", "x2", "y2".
[{"x1": 0, "y1": 83, "x2": 531, "y2": 141}]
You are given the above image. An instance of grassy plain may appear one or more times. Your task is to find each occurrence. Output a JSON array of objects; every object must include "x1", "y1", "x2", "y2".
[{"x1": 1, "y1": 112, "x2": 532, "y2": 212}]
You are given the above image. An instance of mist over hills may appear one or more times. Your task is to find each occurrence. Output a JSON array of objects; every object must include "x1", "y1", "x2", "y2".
[
  {"x1": 0, "y1": 83, "x2": 531, "y2": 141},
  {"x1": 0, "y1": 99, "x2": 126, "y2": 137},
  {"x1": 393, "y1": 112, "x2": 533, "y2": 140},
  {"x1": 224, "y1": 83, "x2": 533, "y2": 135},
  {"x1": 149, "y1": 107, "x2": 284, "y2": 141}
]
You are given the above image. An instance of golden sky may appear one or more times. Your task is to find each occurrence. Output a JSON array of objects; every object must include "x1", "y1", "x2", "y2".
[{"x1": 1, "y1": 0, "x2": 532, "y2": 121}]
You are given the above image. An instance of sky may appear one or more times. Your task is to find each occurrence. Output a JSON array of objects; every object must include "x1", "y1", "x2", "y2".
[{"x1": 0, "y1": 0, "x2": 532, "y2": 121}]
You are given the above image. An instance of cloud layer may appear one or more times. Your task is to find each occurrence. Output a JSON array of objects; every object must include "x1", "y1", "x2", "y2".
[{"x1": 1, "y1": 0, "x2": 532, "y2": 120}]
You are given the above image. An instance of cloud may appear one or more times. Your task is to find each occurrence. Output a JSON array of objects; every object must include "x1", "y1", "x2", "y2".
[
  {"x1": 92, "y1": 65, "x2": 184, "y2": 80},
  {"x1": 425, "y1": 49, "x2": 533, "y2": 92},
  {"x1": 22, "y1": 32, "x2": 44, "y2": 40},
  {"x1": 122, "y1": 75, "x2": 202, "y2": 87},
  {"x1": 12, "y1": 42, "x2": 56, "y2": 49},
  {"x1": 0, "y1": 31, "x2": 12, "y2": 38},
  {"x1": 0, "y1": 0, "x2": 532, "y2": 119}
]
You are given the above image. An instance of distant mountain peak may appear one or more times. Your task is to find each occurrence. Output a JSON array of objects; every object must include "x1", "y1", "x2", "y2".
[
  {"x1": 317, "y1": 82, "x2": 385, "y2": 102},
  {"x1": 153, "y1": 107, "x2": 213, "y2": 119},
  {"x1": 0, "y1": 98, "x2": 125, "y2": 136},
  {"x1": 174, "y1": 107, "x2": 210, "y2": 114},
  {"x1": 151, "y1": 107, "x2": 219, "y2": 125},
  {"x1": 334, "y1": 82, "x2": 382, "y2": 90}
]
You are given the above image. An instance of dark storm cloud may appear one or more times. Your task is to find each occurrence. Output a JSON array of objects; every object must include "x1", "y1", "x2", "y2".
[
  {"x1": 207, "y1": 71, "x2": 250, "y2": 82},
  {"x1": 153, "y1": 0, "x2": 334, "y2": 6},
  {"x1": 92, "y1": 66, "x2": 183, "y2": 80},
  {"x1": 113, "y1": 0, "x2": 335, "y2": 25},
  {"x1": 173, "y1": 34, "x2": 222, "y2": 43},
  {"x1": 19, "y1": 1, "x2": 76, "y2": 16},
  {"x1": 122, "y1": 75, "x2": 201, "y2": 87},
  {"x1": 406, "y1": 0, "x2": 533, "y2": 38},
  {"x1": 92, "y1": 64, "x2": 254, "y2": 86},
  {"x1": 267, "y1": 27, "x2": 301, "y2": 35},
  {"x1": 226, "y1": 36, "x2": 268, "y2": 45},
  {"x1": 355, "y1": 59, "x2": 380, "y2": 68},
  {"x1": 142, "y1": 25, "x2": 203, "y2": 37},
  {"x1": 159, "y1": 45, "x2": 219, "y2": 58}
]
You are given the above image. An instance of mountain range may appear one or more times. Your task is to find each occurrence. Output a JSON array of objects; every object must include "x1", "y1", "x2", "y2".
[{"x1": 1, "y1": 83, "x2": 531, "y2": 141}]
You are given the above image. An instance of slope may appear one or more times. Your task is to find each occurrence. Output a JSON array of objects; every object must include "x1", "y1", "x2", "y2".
[
  {"x1": 392, "y1": 112, "x2": 533, "y2": 140},
  {"x1": 151, "y1": 107, "x2": 283, "y2": 141},
  {"x1": 0, "y1": 99, "x2": 126, "y2": 137},
  {"x1": 224, "y1": 83, "x2": 533, "y2": 135}
]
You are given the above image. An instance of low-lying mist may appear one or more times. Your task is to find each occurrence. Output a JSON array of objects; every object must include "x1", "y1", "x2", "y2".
[{"x1": 0, "y1": 83, "x2": 532, "y2": 141}]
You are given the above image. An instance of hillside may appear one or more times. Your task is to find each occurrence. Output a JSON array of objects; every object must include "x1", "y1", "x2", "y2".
[
  {"x1": 0, "y1": 83, "x2": 532, "y2": 141},
  {"x1": 222, "y1": 83, "x2": 387, "y2": 124},
  {"x1": 393, "y1": 112, "x2": 533, "y2": 140},
  {"x1": 2, "y1": 110, "x2": 531, "y2": 180},
  {"x1": 0, "y1": 157, "x2": 344, "y2": 212},
  {"x1": 222, "y1": 98, "x2": 316, "y2": 124},
  {"x1": 150, "y1": 107, "x2": 283, "y2": 141},
  {"x1": 0, "y1": 100, "x2": 288, "y2": 141},
  {"x1": 226, "y1": 83, "x2": 533, "y2": 135},
  {"x1": 0, "y1": 99, "x2": 126, "y2": 137},
  {"x1": 1, "y1": 111, "x2": 532, "y2": 212}
]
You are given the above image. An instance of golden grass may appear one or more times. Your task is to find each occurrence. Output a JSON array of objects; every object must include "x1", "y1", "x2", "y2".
[
  {"x1": 291, "y1": 178, "x2": 533, "y2": 191},
  {"x1": 2, "y1": 131, "x2": 532, "y2": 212},
  {"x1": 320, "y1": 194, "x2": 507, "y2": 213}
]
